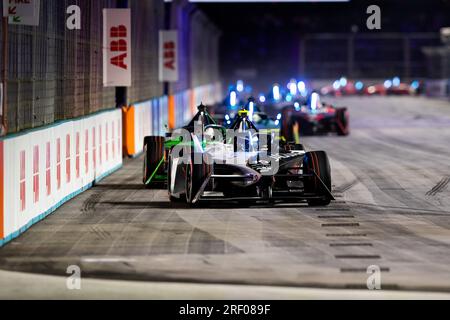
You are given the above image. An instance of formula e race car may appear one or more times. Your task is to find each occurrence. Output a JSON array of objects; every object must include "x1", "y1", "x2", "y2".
[
  {"x1": 143, "y1": 104, "x2": 334, "y2": 207},
  {"x1": 320, "y1": 78, "x2": 422, "y2": 97},
  {"x1": 221, "y1": 97, "x2": 281, "y2": 132},
  {"x1": 321, "y1": 79, "x2": 360, "y2": 97},
  {"x1": 365, "y1": 79, "x2": 421, "y2": 96},
  {"x1": 281, "y1": 92, "x2": 350, "y2": 141},
  {"x1": 142, "y1": 105, "x2": 220, "y2": 188}
]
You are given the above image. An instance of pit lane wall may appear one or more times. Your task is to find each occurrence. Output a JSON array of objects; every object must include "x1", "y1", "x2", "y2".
[
  {"x1": 0, "y1": 109, "x2": 123, "y2": 246},
  {"x1": 123, "y1": 83, "x2": 222, "y2": 157}
]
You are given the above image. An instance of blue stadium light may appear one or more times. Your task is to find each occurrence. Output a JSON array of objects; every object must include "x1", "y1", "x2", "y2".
[
  {"x1": 286, "y1": 94, "x2": 293, "y2": 102},
  {"x1": 298, "y1": 81, "x2": 308, "y2": 97},
  {"x1": 411, "y1": 80, "x2": 420, "y2": 90},
  {"x1": 273, "y1": 85, "x2": 281, "y2": 101},
  {"x1": 311, "y1": 92, "x2": 319, "y2": 111},
  {"x1": 384, "y1": 80, "x2": 393, "y2": 89},
  {"x1": 275, "y1": 120, "x2": 280, "y2": 126},
  {"x1": 294, "y1": 102, "x2": 301, "y2": 111},
  {"x1": 355, "y1": 81, "x2": 364, "y2": 90},
  {"x1": 393, "y1": 77, "x2": 401, "y2": 87},
  {"x1": 230, "y1": 91, "x2": 237, "y2": 107},
  {"x1": 249, "y1": 102, "x2": 255, "y2": 121},
  {"x1": 259, "y1": 94, "x2": 266, "y2": 103},
  {"x1": 289, "y1": 79, "x2": 298, "y2": 96},
  {"x1": 277, "y1": 113, "x2": 282, "y2": 120},
  {"x1": 340, "y1": 77, "x2": 348, "y2": 87},
  {"x1": 237, "y1": 80, "x2": 244, "y2": 93},
  {"x1": 333, "y1": 80, "x2": 341, "y2": 90},
  {"x1": 297, "y1": 81, "x2": 306, "y2": 92},
  {"x1": 225, "y1": 114, "x2": 230, "y2": 121},
  {"x1": 289, "y1": 83, "x2": 297, "y2": 96}
]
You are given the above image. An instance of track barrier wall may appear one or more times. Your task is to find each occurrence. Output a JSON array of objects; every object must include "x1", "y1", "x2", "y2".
[
  {"x1": 0, "y1": 109, "x2": 123, "y2": 246},
  {"x1": 0, "y1": 82, "x2": 222, "y2": 245},
  {"x1": 425, "y1": 79, "x2": 450, "y2": 98},
  {"x1": 123, "y1": 83, "x2": 222, "y2": 157}
]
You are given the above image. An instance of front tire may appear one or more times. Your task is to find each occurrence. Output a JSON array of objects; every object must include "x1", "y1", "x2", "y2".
[{"x1": 303, "y1": 151, "x2": 332, "y2": 206}]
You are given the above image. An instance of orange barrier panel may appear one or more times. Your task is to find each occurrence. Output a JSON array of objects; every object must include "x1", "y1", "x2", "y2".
[
  {"x1": 190, "y1": 89, "x2": 196, "y2": 116},
  {"x1": 168, "y1": 95, "x2": 176, "y2": 130},
  {"x1": 0, "y1": 141, "x2": 3, "y2": 239},
  {"x1": 122, "y1": 106, "x2": 136, "y2": 156}
]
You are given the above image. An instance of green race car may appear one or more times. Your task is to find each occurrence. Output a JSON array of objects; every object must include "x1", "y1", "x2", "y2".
[{"x1": 142, "y1": 104, "x2": 221, "y2": 187}]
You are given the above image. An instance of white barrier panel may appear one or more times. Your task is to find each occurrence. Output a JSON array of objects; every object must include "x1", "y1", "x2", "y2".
[
  {"x1": 0, "y1": 109, "x2": 123, "y2": 246},
  {"x1": 134, "y1": 100, "x2": 152, "y2": 156},
  {"x1": 174, "y1": 90, "x2": 191, "y2": 128}
]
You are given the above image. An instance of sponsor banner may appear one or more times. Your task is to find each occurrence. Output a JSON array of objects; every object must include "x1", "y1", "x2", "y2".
[
  {"x1": 159, "y1": 30, "x2": 179, "y2": 83},
  {"x1": 103, "y1": 9, "x2": 132, "y2": 87},
  {"x1": 3, "y1": 0, "x2": 40, "y2": 26}
]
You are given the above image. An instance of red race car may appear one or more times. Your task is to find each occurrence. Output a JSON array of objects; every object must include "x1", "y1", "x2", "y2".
[
  {"x1": 365, "y1": 78, "x2": 420, "y2": 96},
  {"x1": 321, "y1": 78, "x2": 360, "y2": 97},
  {"x1": 281, "y1": 93, "x2": 350, "y2": 141}
]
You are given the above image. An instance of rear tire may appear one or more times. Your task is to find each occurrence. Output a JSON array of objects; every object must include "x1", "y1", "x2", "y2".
[
  {"x1": 303, "y1": 151, "x2": 332, "y2": 206},
  {"x1": 335, "y1": 108, "x2": 350, "y2": 136},
  {"x1": 143, "y1": 136, "x2": 165, "y2": 186}
]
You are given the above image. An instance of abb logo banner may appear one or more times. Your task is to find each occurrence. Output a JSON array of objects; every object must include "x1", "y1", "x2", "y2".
[
  {"x1": 159, "y1": 30, "x2": 179, "y2": 83},
  {"x1": 103, "y1": 9, "x2": 131, "y2": 87}
]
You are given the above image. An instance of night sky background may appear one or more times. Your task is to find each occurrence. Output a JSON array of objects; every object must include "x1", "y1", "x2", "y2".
[{"x1": 199, "y1": 0, "x2": 450, "y2": 91}]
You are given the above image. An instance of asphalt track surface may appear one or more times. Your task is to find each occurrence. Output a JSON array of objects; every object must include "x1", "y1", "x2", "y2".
[{"x1": 1, "y1": 96, "x2": 450, "y2": 297}]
